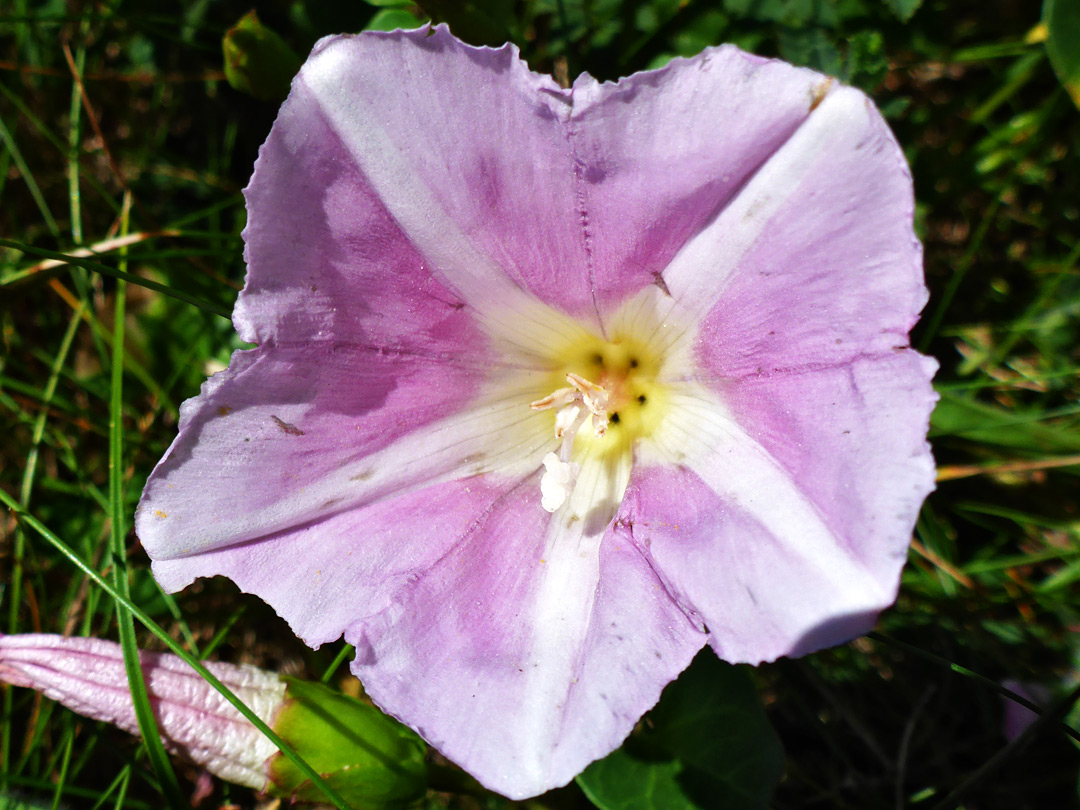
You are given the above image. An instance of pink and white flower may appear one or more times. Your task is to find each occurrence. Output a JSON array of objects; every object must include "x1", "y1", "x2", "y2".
[{"x1": 137, "y1": 26, "x2": 936, "y2": 799}]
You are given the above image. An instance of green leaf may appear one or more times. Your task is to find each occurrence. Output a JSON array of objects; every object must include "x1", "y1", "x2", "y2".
[
  {"x1": 577, "y1": 653, "x2": 784, "y2": 810},
  {"x1": 268, "y1": 679, "x2": 429, "y2": 809},
  {"x1": 881, "y1": 0, "x2": 922, "y2": 22},
  {"x1": 1044, "y1": 0, "x2": 1080, "y2": 108},
  {"x1": 842, "y1": 30, "x2": 888, "y2": 90},
  {"x1": 222, "y1": 11, "x2": 302, "y2": 102},
  {"x1": 366, "y1": 8, "x2": 427, "y2": 31}
]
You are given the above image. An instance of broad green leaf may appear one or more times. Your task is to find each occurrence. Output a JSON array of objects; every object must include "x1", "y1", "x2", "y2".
[
  {"x1": 222, "y1": 11, "x2": 302, "y2": 102},
  {"x1": 577, "y1": 653, "x2": 784, "y2": 810},
  {"x1": 1044, "y1": 0, "x2": 1080, "y2": 108},
  {"x1": 881, "y1": 0, "x2": 922, "y2": 21}
]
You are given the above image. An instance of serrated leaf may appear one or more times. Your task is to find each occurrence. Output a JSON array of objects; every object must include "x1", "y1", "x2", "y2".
[
  {"x1": 222, "y1": 11, "x2": 302, "y2": 102},
  {"x1": 1044, "y1": 0, "x2": 1080, "y2": 108},
  {"x1": 881, "y1": 0, "x2": 922, "y2": 22},
  {"x1": 577, "y1": 653, "x2": 784, "y2": 810}
]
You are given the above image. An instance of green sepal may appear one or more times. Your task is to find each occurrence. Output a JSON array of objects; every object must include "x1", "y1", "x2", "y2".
[
  {"x1": 267, "y1": 678, "x2": 428, "y2": 808},
  {"x1": 222, "y1": 11, "x2": 302, "y2": 102}
]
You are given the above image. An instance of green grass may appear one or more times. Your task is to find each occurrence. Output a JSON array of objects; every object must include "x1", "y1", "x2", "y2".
[{"x1": 2, "y1": 1, "x2": 1080, "y2": 808}]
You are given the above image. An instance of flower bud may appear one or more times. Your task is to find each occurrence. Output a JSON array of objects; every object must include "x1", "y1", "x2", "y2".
[{"x1": 0, "y1": 634, "x2": 428, "y2": 807}]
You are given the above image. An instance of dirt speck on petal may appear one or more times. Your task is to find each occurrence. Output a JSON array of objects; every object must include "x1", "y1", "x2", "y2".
[{"x1": 271, "y1": 415, "x2": 305, "y2": 436}]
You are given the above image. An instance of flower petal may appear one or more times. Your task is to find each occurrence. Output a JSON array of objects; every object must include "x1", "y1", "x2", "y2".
[
  {"x1": 656, "y1": 84, "x2": 924, "y2": 374},
  {"x1": 256, "y1": 27, "x2": 601, "y2": 344},
  {"x1": 348, "y1": 473, "x2": 704, "y2": 799},
  {"x1": 566, "y1": 47, "x2": 833, "y2": 322},
  {"x1": 630, "y1": 352, "x2": 935, "y2": 663},
  {"x1": 137, "y1": 342, "x2": 550, "y2": 568},
  {"x1": 238, "y1": 62, "x2": 477, "y2": 349},
  {"x1": 150, "y1": 476, "x2": 525, "y2": 648}
]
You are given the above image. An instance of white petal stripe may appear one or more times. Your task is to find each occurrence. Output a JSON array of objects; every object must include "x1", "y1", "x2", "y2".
[
  {"x1": 655, "y1": 87, "x2": 873, "y2": 346},
  {"x1": 150, "y1": 386, "x2": 552, "y2": 559},
  {"x1": 302, "y1": 39, "x2": 591, "y2": 360},
  {"x1": 651, "y1": 384, "x2": 888, "y2": 610}
]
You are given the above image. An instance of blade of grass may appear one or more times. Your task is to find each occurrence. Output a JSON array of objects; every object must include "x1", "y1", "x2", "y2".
[
  {"x1": 867, "y1": 632, "x2": 1080, "y2": 745},
  {"x1": 2, "y1": 300, "x2": 86, "y2": 789},
  {"x1": 67, "y1": 21, "x2": 87, "y2": 245},
  {"x1": 1, "y1": 230, "x2": 182, "y2": 285},
  {"x1": 0, "y1": 80, "x2": 122, "y2": 218},
  {"x1": 917, "y1": 198, "x2": 1000, "y2": 351},
  {"x1": 3, "y1": 775, "x2": 153, "y2": 810},
  {"x1": 0, "y1": 112, "x2": 60, "y2": 237},
  {"x1": 0, "y1": 238, "x2": 232, "y2": 319},
  {"x1": 0, "y1": 492, "x2": 355, "y2": 810},
  {"x1": 50, "y1": 729, "x2": 74, "y2": 810},
  {"x1": 88, "y1": 765, "x2": 133, "y2": 810},
  {"x1": 112, "y1": 766, "x2": 132, "y2": 810},
  {"x1": 108, "y1": 194, "x2": 186, "y2": 810},
  {"x1": 320, "y1": 643, "x2": 356, "y2": 685},
  {"x1": 199, "y1": 605, "x2": 246, "y2": 660}
]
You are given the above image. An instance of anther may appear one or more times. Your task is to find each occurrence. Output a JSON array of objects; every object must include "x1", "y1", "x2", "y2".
[{"x1": 531, "y1": 373, "x2": 614, "y2": 512}]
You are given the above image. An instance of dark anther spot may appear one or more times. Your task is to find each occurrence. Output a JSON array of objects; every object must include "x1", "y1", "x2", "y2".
[
  {"x1": 591, "y1": 352, "x2": 604, "y2": 366},
  {"x1": 637, "y1": 394, "x2": 647, "y2": 405},
  {"x1": 610, "y1": 412, "x2": 621, "y2": 424},
  {"x1": 629, "y1": 358, "x2": 639, "y2": 368}
]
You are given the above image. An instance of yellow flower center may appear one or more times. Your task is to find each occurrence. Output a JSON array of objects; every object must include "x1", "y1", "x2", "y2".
[
  {"x1": 542, "y1": 333, "x2": 667, "y2": 459},
  {"x1": 524, "y1": 291, "x2": 683, "y2": 515}
]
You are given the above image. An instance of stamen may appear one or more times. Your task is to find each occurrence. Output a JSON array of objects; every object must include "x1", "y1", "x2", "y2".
[{"x1": 531, "y1": 373, "x2": 613, "y2": 512}]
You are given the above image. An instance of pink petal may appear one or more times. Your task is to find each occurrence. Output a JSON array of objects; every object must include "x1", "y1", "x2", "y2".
[
  {"x1": 348, "y1": 477, "x2": 704, "y2": 799},
  {"x1": 237, "y1": 62, "x2": 480, "y2": 348},
  {"x1": 0, "y1": 634, "x2": 284, "y2": 789},
  {"x1": 151, "y1": 476, "x2": 526, "y2": 649},
  {"x1": 137, "y1": 341, "x2": 501, "y2": 566},
  {"x1": 661, "y1": 84, "x2": 925, "y2": 376},
  {"x1": 625, "y1": 352, "x2": 936, "y2": 663},
  {"x1": 242, "y1": 27, "x2": 599, "y2": 339},
  {"x1": 567, "y1": 48, "x2": 833, "y2": 320}
]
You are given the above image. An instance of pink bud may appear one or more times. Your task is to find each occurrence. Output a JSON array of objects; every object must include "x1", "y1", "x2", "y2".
[{"x1": 0, "y1": 633, "x2": 286, "y2": 789}]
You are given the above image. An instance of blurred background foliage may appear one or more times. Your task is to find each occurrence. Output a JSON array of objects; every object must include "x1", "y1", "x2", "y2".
[{"x1": 1, "y1": 0, "x2": 1079, "y2": 808}]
